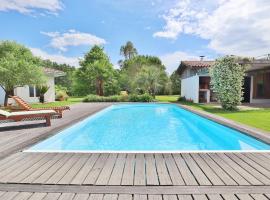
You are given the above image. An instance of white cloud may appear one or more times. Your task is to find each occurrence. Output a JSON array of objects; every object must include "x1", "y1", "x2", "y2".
[
  {"x1": 154, "y1": 0, "x2": 270, "y2": 56},
  {"x1": 30, "y1": 47, "x2": 79, "y2": 67},
  {"x1": 159, "y1": 51, "x2": 201, "y2": 74},
  {"x1": 0, "y1": 0, "x2": 63, "y2": 15},
  {"x1": 42, "y1": 29, "x2": 106, "y2": 52}
]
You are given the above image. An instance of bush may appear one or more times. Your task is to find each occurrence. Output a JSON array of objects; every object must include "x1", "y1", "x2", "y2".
[
  {"x1": 128, "y1": 94, "x2": 153, "y2": 102},
  {"x1": 56, "y1": 90, "x2": 69, "y2": 101},
  {"x1": 177, "y1": 96, "x2": 186, "y2": 102},
  {"x1": 83, "y1": 94, "x2": 154, "y2": 102}
]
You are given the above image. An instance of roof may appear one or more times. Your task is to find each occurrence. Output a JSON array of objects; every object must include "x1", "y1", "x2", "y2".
[
  {"x1": 177, "y1": 61, "x2": 215, "y2": 75},
  {"x1": 43, "y1": 68, "x2": 66, "y2": 77},
  {"x1": 177, "y1": 59, "x2": 270, "y2": 75}
]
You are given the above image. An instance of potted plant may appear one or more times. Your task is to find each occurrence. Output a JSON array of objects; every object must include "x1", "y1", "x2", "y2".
[{"x1": 37, "y1": 85, "x2": 50, "y2": 103}]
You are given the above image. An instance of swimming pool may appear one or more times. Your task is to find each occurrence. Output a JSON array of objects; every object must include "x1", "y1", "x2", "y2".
[{"x1": 28, "y1": 104, "x2": 270, "y2": 152}]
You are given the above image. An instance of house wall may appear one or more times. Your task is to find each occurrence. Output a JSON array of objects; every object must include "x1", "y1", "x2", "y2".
[
  {"x1": 0, "y1": 75, "x2": 56, "y2": 105},
  {"x1": 181, "y1": 75, "x2": 199, "y2": 103},
  {"x1": 44, "y1": 75, "x2": 55, "y2": 102},
  {"x1": 0, "y1": 87, "x2": 5, "y2": 105}
]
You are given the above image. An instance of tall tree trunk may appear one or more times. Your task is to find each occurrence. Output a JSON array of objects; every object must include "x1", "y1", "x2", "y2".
[
  {"x1": 96, "y1": 79, "x2": 104, "y2": 96},
  {"x1": 4, "y1": 89, "x2": 13, "y2": 107}
]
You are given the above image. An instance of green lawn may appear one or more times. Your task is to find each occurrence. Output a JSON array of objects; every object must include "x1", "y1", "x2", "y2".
[
  {"x1": 155, "y1": 95, "x2": 179, "y2": 102},
  {"x1": 31, "y1": 97, "x2": 84, "y2": 108},
  {"x1": 156, "y1": 95, "x2": 270, "y2": 132}
]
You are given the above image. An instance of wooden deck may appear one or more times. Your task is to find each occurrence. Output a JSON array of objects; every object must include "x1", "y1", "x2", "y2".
[{"x1": 0, "y1": 103, "x2": 270, "y2": 198}]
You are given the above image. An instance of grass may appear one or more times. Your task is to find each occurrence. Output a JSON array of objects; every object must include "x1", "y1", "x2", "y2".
[
  {"x1": 156, "y1": 95, "x2": 270, "y2": 132},
  {"x1": 31, "y1": 97, "x2": 84, "y2": 108},
  {"x1": 155, "y1": 95, "x2": 179, "y2": 102}
]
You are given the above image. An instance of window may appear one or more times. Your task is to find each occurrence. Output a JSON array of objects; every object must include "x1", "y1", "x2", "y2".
[{"x1": 29, "y1": 86, "x2": 35, "y2": 97}]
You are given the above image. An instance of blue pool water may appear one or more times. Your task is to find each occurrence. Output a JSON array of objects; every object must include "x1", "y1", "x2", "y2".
[{"x1": 28, "y1": 104, "x2": 270, "y2": 152}]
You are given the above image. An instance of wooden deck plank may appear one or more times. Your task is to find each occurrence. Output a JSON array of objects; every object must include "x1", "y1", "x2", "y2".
[
  {"x1": 71, "y1": 154, "x2": 100, "y2": 185},
  {"x1": 182, "y1": 154, "x2": 211, "y2": 185},
  {"x1": 207, "y1": 194, "x2": 223, "y2": 200},
  {"x1": 208, "y1": 153, "x2": 250, "y2": 185},
  {"x1": 0, "y1": 153, "x2": 47, "y2": 182},
  {"x1": 163, "y1": 195, "x2": 178, "y2": 200},
  {"x1": 42, "y1": 193, "x2": 61, "y2": 200},
  {"x1": 10, "y1": 153, "x2": 58, "y2": 183},
  {"x1": 96, "y1": 154, "x2": 118, "y2": 185},
  {"x1": 134, "y1": 154, "x2": 146, "y2": 185},
  {"x1": 228, "y1": 153, "x2": 270, "y2": 185},
  {"x1": 11, "y1": 192, "x2": 32, "y2": 200},
  {"x1": 27, "y1": 193, "x2": 47, "y2": 200},
  {"x1": 163, "y1": 154, "x2": 185, "y2": 185},
  {"x1": 237, "y1": 154, "x2": 270, "y2": 179},
  {"x1": 145, "y1": 154, "x2": 159, "y2": 185},
  {"x1": 221, "y1": 194, "x2": 238, "y2": 200},
  {"x1": 33, "y1": 153, "x2": 73, "y2": 183},
  {"x1": 46, "y1": 154, "x2": 81, "y2": 184},
  {"x1": 108, "y1": 154, "x2": 126, "y2": 185},
  {"x1": 173, "y1": 154, "x2": 198, "y2": 185},
  {"x1": 88, "y1": 194, "x2": 103, "y2": 200},
  {"x1": 21, "y1": 154, "x2": 65, "y2": 183},
  {"x1": 191, "y1": 154, "x2": 224, "y2": 185},
  {"x1": 192, "y1": 194, "x2": 208, "y2": 200},
  {"x1": 103, "y1": 194, "x2": 118, "y2": 200},
  {"x1": 73, "y1": 194, "x2": 89, "y2": 200},
  {"x1": 58, "y1": 193, "x2": 75, "y2": 200},
  {"x1": 250, "y1": 194, "x2": 269, "y2": 200},
  {"x1": 155, "y1": 154, "x2": 172, "y2": 185},
  {"x1": 83, "y1": 154, "x2": 109, "y2": 185},
  {"x1": 58, "y1": 154, "x2": 90, "y2": 184},
  {"x1": 0, "y1": 153, "x2": 24, "y2": 172},
  {"x1": 199, "y1": 153, "x2": 237, "y2": 185},
  {"x1": 245, "y1": 154, "x2": 270, "y2": 172},
  {"x1": 118, "y1": 194, "x2": 132, "y2": 200},
  {"x1": 121, "y1": 154, "x2": 135, "y2": 186},
  {"x1": 236, "y1": 194, "x2": 254, "y2": 200},
  {"x1": 134, "y1": 195, "x2": 147, "y2": 200},
  {"x1": 218, "y1": 153, "x2": 262, "y2": 185},
  {"x1": 148, "y1": 195, "x2": 162, "y2": 200},
  {"x1": 0, "y1": 192, "x2": 18, "y2": 200},
  {"x1": 177, "y1": 195, "x2": 193, "y2": 200}
]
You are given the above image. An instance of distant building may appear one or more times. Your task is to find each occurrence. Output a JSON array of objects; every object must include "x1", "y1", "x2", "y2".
[
  {"x1": 0, "y1": 68, "x2": 65, "y2": 105},
  {"x1": 177, "y1": 60, "x2": 270, "y2": 104}
]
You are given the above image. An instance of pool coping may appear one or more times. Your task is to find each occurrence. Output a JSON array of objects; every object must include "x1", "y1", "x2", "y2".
[{"x1": 176, "y1": 103, "x2": 270, "y2": 145}]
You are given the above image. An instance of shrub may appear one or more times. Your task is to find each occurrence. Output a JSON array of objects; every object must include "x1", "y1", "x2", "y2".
[
  {"x1": 128, "y1": 94, "x2": 153, "y2": 102},
  {"x1": 83, "y1": 94, "x2": 154, "y2": 102},
  {"x1": 56, "y1": 90, "x2": 69, "y2": 101},
  {"x1": 209, "y1": 56, "x2": 249, "y2": 110},
  {"x1": 177, "y1": 96, "x2": 186, "y2": 102}
]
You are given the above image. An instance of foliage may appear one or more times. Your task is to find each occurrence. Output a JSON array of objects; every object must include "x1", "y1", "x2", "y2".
[
  {"x1": 135, "y1": 65, "x2": 164, "y2": 96},
  {"x1": 0, "y1": 40, "x2": 46, "y2": 105},
  {"x1": 119, "y1": 55, "x2": 169, "y2": 94},
  {"x1": 128, "y1": 93, "x2": 153, "y2": 102},
  {"x1": 209, "y1": 56, "x2": 249, "y2": 110},
  {"x1": 72, "y1": 45, "x2": 119, "y2": 96},
  {"x1": 170, "y1": 71, "x2": 181, "y2": 95},
  {"x1": 83, "y1": 94, "x2": 154, "y2": 102},
  {"x1": 36, "y1": 85, "x2": 49, "y2": 103},
  {"x1": 55, "y1": 85, "x2": 69, "y2": 101},
  {"x1": 120, "y1": 41, "x2": 138, "y2": 60}
]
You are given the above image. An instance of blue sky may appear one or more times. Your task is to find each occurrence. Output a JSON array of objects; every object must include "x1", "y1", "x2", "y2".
[{"x1": 0, "y1": 0, "x2": 269, "y2": 74}]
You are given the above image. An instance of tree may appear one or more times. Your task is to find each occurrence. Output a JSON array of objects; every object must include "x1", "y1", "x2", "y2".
[
  {"x1": 135, "y1": 65, "x2": 164, "y2": 97},
  {"x1": 72, "y1": 45, "x2": 117, "y2": 96},
  {"x1": 170, "y1": 71, "x2": 181, "y2": 95},
  {"x1": 120, "y1": 41, "x2": 138, "y2": 60},
  {"x1": 119, "y1": 55, "x2": 168, "y2": 94},
  {"x1": 0, "y1": 41, "x2": 46, "y2": 106},
  {"x1": 209, "y1": 56, "x2": 249, "y2": 110}
]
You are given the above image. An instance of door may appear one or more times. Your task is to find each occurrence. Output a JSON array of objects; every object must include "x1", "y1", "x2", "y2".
[{"x1": 242, "y1": 76, "x2": 251, "y2": 103}]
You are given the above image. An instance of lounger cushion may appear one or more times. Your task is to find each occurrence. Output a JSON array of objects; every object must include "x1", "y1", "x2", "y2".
[
  {"x1": 0, "y1": 110, "x2": 11, "y2": 117},
  {"x1": 10, "y1": 110, "x2": 56, "y2": 116}
]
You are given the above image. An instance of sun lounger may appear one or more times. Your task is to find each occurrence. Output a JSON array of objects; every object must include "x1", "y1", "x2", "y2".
[
  {"x1": 10, "y1": 96, "x2": 70, "y2": 118},
  {"x1": 0, "y1": 109, "x2": 56, "y2": 126}
]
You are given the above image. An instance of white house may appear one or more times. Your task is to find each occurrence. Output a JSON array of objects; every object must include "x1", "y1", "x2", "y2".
[
  {"x1": 0, "y1": 68, "x2": 65, "y2": 105},
  {"x1": 177, "y1": 60, "x2": 270, "y2": 104}
]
